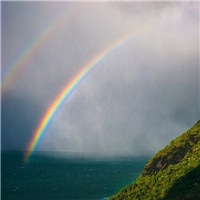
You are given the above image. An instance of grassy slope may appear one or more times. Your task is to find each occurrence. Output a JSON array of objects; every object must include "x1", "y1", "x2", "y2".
[{"x1": 110, "y1": 120, "x2": 200, "y2": 200}]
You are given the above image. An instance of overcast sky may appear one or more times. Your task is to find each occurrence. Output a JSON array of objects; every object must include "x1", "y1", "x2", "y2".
[{"x1": 2, "y1": 2, "x2": 199, "y2": 157}]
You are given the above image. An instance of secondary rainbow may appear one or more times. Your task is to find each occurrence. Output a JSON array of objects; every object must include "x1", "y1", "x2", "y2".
[
  {"x1": 2, "y1": 4, "x2": 79, "y2": 95},
  {"x1": 24, "y1": 30, "x2": 136, "y2": 163}
]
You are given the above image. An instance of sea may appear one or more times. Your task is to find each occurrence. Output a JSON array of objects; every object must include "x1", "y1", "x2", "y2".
[{"x1": 1, "y1": 151, "x2": 150, "y2": 200}]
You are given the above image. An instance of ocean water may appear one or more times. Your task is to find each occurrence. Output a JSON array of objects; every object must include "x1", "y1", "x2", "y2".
[{"x1": 2, "y1": 151, "x2": 150, "y2": 200}]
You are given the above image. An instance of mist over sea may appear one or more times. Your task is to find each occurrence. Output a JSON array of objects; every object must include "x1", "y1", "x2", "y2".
[{"x1": 2, "y1": 151, "x2": 150, "y2": 200}]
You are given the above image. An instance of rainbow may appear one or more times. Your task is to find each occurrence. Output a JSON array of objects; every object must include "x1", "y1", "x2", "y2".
[
  {"x1": 24, "y1": 30, "x2": 137, "y2": 163},
  {"x1": 1, "y1": 4, "x2": 80, "y2": 95}
]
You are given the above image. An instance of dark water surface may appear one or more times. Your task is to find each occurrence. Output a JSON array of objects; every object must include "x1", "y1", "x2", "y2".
[{"x1": 2, "y1": 151, "x2": 150, "y2": 200}]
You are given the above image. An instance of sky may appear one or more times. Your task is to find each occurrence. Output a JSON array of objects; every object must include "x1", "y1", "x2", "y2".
[{"x1": 1, "y1": 2, "x2": 199, "y2": 157}]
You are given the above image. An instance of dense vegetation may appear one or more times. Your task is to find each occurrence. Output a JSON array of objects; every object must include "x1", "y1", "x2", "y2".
[{"x1": 110, "y1": 120, "x2": 200, "y2": 200}]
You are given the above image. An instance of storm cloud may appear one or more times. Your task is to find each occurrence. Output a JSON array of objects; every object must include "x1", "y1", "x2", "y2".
[{"x1": 2, "y1": 2, "x2": 199, "y2": 156}]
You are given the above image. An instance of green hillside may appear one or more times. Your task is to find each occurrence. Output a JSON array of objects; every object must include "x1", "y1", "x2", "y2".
[{"x1": 110, "y1": 120, "x2": 200, "y2": 200}]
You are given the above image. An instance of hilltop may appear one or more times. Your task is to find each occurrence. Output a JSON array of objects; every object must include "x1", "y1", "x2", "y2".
[{"x1": 111, "y1": 120, "x2": 200, "y2": 200}]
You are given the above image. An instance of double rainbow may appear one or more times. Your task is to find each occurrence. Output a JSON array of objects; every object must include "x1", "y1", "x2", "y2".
[{"x1": 2, "y1": 4, "x2": 148, "y2": 163}]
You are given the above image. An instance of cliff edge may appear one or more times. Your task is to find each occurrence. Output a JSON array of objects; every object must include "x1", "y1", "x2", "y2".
[{"x1": 111, "y1": 121, "x2": 200, "y2": 200}]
